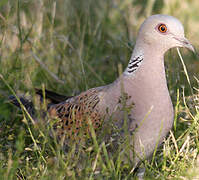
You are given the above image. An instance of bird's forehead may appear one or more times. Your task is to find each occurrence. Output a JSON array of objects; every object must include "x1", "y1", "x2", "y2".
[{"x1": 143, "y1": 14, "x2": 184, "y2": 34}]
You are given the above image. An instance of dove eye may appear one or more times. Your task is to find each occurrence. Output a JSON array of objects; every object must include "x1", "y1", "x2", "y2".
[{"x1": 157, "y1": 24, "x2": 167, "y2": 33}]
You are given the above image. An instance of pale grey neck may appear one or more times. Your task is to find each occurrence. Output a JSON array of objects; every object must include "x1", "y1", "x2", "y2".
[{"x1": 124, "y1": 41, "x2": 166, "y2": 78}]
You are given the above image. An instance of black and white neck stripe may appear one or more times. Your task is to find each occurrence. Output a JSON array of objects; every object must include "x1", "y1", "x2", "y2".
[{"x1": 124, "y1": 54, "x2": 144, "y2": 75}]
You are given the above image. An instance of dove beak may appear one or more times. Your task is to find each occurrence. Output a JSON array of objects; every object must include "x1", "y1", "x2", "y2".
[{"x1": 174, "y1": 37, "x2": 195, "y2": 53}]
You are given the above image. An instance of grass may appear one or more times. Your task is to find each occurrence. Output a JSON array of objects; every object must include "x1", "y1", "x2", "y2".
[{"x1": 0, "y1": 0, "x2": 199, "y2": 179}]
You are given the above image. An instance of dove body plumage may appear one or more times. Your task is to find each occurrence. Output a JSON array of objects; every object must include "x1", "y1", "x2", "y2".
[{"x1": 10, "y1": 14, "x2": 195, "y2": 167}]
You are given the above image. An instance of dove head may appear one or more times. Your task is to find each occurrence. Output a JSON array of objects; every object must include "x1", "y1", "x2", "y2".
[{"x1": 136, "y1": 14, "x2": 195, "y2": 53}]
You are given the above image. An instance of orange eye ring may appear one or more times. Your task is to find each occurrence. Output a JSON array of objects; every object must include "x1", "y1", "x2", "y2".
[{"x1": 158, "y1": 24, "x2": 167, "y2": 33}]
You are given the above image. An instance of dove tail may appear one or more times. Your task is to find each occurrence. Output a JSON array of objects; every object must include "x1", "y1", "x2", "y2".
[
  {"x1": 35, "y1": 88, "x2": 72, "y2": 104},
  {"x1": 8, "y1": 95, "x2": 35, "y2": 117},
  {"x1": 8, "y1": 89, "x2": 72, "y2": 117}
]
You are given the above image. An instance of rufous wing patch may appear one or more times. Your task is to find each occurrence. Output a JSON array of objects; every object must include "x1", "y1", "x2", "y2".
[{"x1": 48, "y1": 88, "x2": 103, "y2": 141}]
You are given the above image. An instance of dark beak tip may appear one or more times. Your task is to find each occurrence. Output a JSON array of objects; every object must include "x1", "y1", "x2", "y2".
[{"x1": 185, "y1": 43, "x2": 195, "y2": 54}]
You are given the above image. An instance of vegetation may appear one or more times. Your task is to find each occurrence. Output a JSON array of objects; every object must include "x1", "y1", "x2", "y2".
[{"x1": 0, "y1": 0, "x2": 198, "y2": 179}]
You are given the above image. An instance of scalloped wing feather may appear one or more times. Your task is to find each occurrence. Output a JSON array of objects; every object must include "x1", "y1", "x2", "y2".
[{"x1": 48, "y1": 88, "x2": 103, "y2": 139}]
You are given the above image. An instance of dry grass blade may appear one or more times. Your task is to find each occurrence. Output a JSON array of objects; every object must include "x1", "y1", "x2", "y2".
[
  {"x1": 31, "y1": 52, "x2": 65, "y2": 84},
  {"x1": 177, "y1": 48, "x2": 192, "y2": 89}
]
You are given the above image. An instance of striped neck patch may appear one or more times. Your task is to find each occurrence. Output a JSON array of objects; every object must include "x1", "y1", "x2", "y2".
[{"x1": 124, "y1": 54, "x2": 144, "y2": 75}]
